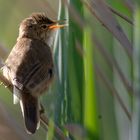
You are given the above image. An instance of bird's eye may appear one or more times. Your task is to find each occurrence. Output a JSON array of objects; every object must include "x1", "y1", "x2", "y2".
[
  {"x1": 41, "y1": 24, "x2": 47, "y2": 29},
  {"x1": 29, "y1": 25, "x2": 33, "y2": 28}
]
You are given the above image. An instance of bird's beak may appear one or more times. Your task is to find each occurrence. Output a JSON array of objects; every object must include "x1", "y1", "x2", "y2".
[{"x1": 49, "y1": 20, "x2": 68, "y2": 29}]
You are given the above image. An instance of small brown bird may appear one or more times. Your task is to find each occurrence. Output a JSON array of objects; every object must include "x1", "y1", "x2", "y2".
[{"x1": 2, "y1": 13, "x2": 66, "y2": 134}]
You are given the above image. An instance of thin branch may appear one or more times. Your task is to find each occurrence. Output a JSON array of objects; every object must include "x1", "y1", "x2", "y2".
[
  {"x1": 0, "y1": 74, "x2": 13, "y2": 91},
  {"x1": 107, "y1": 5, "x2": 133, "y2": 25},
  {"x1": 41, "y1": 114, "x2": 69, "y2": 140}
]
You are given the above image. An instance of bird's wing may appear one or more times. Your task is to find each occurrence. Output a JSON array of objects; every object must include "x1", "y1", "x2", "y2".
[{"x1": 5, "y1": 38, "x2": 54, "y2": 94}]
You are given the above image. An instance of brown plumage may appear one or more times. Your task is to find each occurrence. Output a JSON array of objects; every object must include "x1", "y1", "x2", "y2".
[{"x1": 2, "y1": 13, "x2": 66, "y2": 134}]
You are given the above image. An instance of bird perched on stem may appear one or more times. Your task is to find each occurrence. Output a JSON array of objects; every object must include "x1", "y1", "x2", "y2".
[{"x1": 2, "y1": 13, "x2": 66, "y2": 134}]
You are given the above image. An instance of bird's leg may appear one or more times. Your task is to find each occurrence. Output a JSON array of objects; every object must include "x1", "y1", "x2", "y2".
[{"x1": 39, "y1": 103, "x2": 49, "y2": 131}]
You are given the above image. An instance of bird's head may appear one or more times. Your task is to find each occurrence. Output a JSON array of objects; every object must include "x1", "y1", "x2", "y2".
[{"x1": 18, "y1": 13, "x2": 67, "y2": 46}]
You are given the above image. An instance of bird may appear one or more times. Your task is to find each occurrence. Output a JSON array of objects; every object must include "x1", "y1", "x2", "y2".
[{"x1": 2, "y1": 13, "x2": 66, "y2": 134}]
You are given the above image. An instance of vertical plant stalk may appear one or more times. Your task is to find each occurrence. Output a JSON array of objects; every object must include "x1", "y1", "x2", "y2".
[
  {"x1": 63, "y1": 0, "x2": 84, "y2": 124},
  {"x1": 60, "y1": 0, "x2": 69, "y2": 125},
  {"x1": 83, "y1": 27, "x2": 99, "y2": 139},
  {"x1": 132, "y1": 5, "x2": 140, "y2": 140}
]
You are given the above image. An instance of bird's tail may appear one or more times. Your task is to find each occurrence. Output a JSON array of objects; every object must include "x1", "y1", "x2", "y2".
[{"x1": 20, "y1": 93, "x2": 40, "y2": 134}]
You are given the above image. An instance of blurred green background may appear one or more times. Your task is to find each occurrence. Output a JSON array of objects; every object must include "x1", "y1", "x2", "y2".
[{"x1": 0, "y1": 0, "x2": 138, "y2": 140}]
